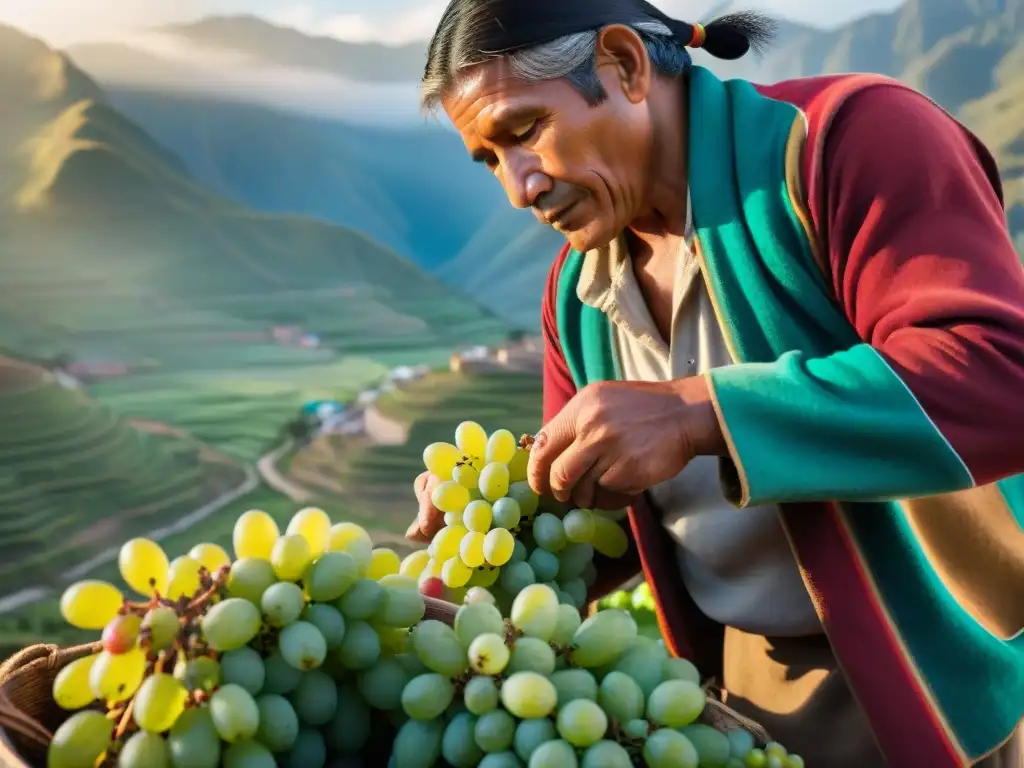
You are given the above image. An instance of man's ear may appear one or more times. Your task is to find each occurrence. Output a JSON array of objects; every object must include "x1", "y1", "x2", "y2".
[{"x1": 595, "y1": 24, "x2": 652, "y2": 105}]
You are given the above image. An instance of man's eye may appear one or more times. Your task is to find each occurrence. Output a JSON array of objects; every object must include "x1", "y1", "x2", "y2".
[{"x1": 511, "y1": 121, "x2": 538, "y2": 141}]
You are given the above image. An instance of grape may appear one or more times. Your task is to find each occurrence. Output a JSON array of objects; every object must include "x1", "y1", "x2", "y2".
[
  {"x1": 392, "y1": 717, "x2": 444, "y2": 768},
  {"x1": 609, "y1": 641, "x2": 666, "y2": 698},
  {"x1": 189, "y1": 542, "x2": 231, "y2": 573},
  {"x1": 375, "y1": 584, "x2": 426, "y2": 626},
  {"x1": 563, "y1": 509, "x2": 596, "y2": 543},
  {"x1": 221, "y1": 647, "x2": 266, "y2": 695},
  {"x1": 455, "y1": 421, "x2": 488, "y2": 458},
  {"x1": 785, "y1": 756, "x2": 806, "y2": 768},
  {"x1": 442, "y1": 556, "x2": 473, "y2": 588},
  {"x1": 500, "y1": 562, "x2": 536, "y2": 595},
  {"x1": 168, "y1": 707, "x2": 221, "y2": 768},
  {"x1": 623, "y1": 719, "x2": 650, "y2": 740},
  {"x1": 459, "y1": 531, "x2": 487, "y2": 568},
  {"x1": 508, "y1": 539, "x2": 528, "y2": 564},
  {"x1": 101, "y1": 613, "x2": 141, "y2": 654},
  {"x1": 556, "y1": 698, "x2": 607, "y2": 747},
  {"x1": 647, "y1": 679, "x2": 706, "y2": 728},
  {"x1": 470, "y1": 566, "x2": 501, "y2": 589},
  {"x1": 765, "y1": 741, "x2": 788, "y2": 759},
  {"x1": 465, "y1": 586, "x2": 497, "y2": 606},
  {"x1": 507, "y1": 482, "x2": 539, "y2": 518},
  {"x1": 443, "y1": 711, "x2": 486, "y2": 768},
  {"x1": 744, "y1": 749, "x2": 768, "y2": 767},
  {"x1": 560, "y1": 578, "x2": 587, "y2": 609},
  {"x1": 500, "y1": 672, "x2": 557, "y2": 719},
  {"x1": 663, "y1": 655, "x2": 702, "y2": 685},
  {"x1": 174, "y1": 655, "x2": 221, "y2": 693},
  {"x1": 59, "y1": 579, "x2": 122, "y2": 630},
  {"x1": 474, "y1": 708, "x2": 516, "y2": 752},
  {"x1": 227, "y1": 557, "x2": 277, "y2": 605},
  {"x1": 507, "y1": 637, "x2": 556, "y2": 675},
  {"x1": 326, "y1": 684, "x2": 371, "y2": 754},
  {"x1": 463, "y1": 674, "x2": 500, "y2": 714},
  {"x1": 431, "y1": 525, "x2": 466, "y2": 562},
  {"x1": 119, "y1": 538, "x2": 170, "y2": 596},
  {"x1": 134, "y1": 673, "x2": 187, "y2": 732},
  {"x1": 271, "y1": 534, "x2": 313, "y2": 581},
  {"x1": 483, "y1": 528, "x2": 515, "y2": 566},
  {"x1": 223, "y1": 740, "x2": 276, "y2": 767},
  {"x1": 581, "y1": 562, "x2": 597, "y2": 587},
  {"x1": 367, "y1": 547, "x2": 402, "y2": 580},
  {"x1": 511, "y1": 584, "x2": 559, "y2": 641},
  {"x1": 532, "y1": 514, "x2": 567, "y2": 553},
  {"x1": 233, "y1": 509, "x2": 281, "y2": 560},
  {"x1": 337, "y1": 620, "x2": 381, "y2": 670},
  {"x1": 597, "y1": 670, "x2": 645, "y2": 724},
  {"x1": 412, "y1": 620, "x2": 467, "y2": 676},
  {"x1": 52, "y1": 653, "x2": 98, "y2": 710},
  {"x1": 285, "y1": 729, "x2": 327, "y2": 768},
  {"x1": 528, "y1": 739, "x2": 578, "y2": 768},
  {"x1": 89, "y1": 647, "x2": 145, "y2": 702},
  {"x1": 291, "y1": 669, "x2": 338, "y2": 725},
  {"x1": 508, "y1": 448, "x2": 530, "y2": 483},
  {"x1": 570, "y1": 610, "x2": 637, "y2": 667},
  {"x1": 120, "y1": 730, "x2": 172, "y2": 767},
  {"x1": 261, "y1": 581, "x2": 305, "y2": 627},
  {"x1": 454, "y1": 602, "x2": 505, "y2": 647},
  {"x1": 591, "y1": 516, "x2": 629, "y2": 558},
  {"x1": 141, "y1": 605, "x2": 179, "y2": 651},
  {"x1": 551, "y1": 604, "x2": 582, "y2": 645},
  {"x1": 479, "y1": 463, "x2": 510, "y2": 502},
  {"x1": 400, "y1": 549, "x2": 431, "y2": 579},
  {"x1": 304, "y1": 603, "x2": 346, "y2": 648},
  {"x1": 681, "y1": 724, "x2": 732, "y2": 767},
  {"x1": 557, "y1": 542, "x2": 593, "y2": 580},
  {"x1": 424, "y1": 441, "x2": 462, "y2": 480},
  {"x1": 279, "y1": 620, "x2": 328, "y2": 670},
  {"x1": 491, "y1": 497, "x2": 521, "y2": 529},
  {"x1": 328, "y1": 522, "x2": 374, "y2": 573},
  {"x1": 167, "y1": 555, "x2": 203, "y2": 599},
  {"x1": 522, "y1": 550, "x2": 556, "y2": 585},
  {"x1": 210, "y1": 684, "x2": 260, "y2": 742},
  {"x1": 726, "y1": 727, "x2": 756, "y2": 758},
  {"x1": 468, "y1": 633, "x2": 510, "y2": 675},
  {"x1": 643, "y1": 728, "x2": 699, "y2": 768},
  {"x1": 285, "y1": 506, "x2": 331, "y2": 556},
  {"x1": 307, "y1": 550, "x2": 359, "y2": 601},
  {"x1": 463, "y1": 500, "x2": 493, "y2": 532},
  {"x1": 454, "y1": 463, "x2": 481, "y2": 489},
  {"x1": 263, "y1": 651, "x2": 303, "y2": 695},
  {"x1": 513, "y1": 718, "x2": 558, "y2": 762},
  {"x1": 337, "y1": 578, "x2": 384, "y2": 619},
  {"x1": 433, "y1": 481, "x2": 472, "y2": 514},
  {"x1": 485, "y1": 428, "x2": 517, "y2": 464},
  {"x1": 202, "y1": 597, "x2": 262, "y2": 651},
  {"x1": 47, "y1": 710, "x2": 112, "y2": 768},
  {"x1": 357, "y1": 657, "x2": 410, "y2": 710},
  {"x1": 581, "y1": 740, "x2": 632, "y2": 768},
  {"x1": 402, "y1": 673, "x2": 454, "y2": 720}
]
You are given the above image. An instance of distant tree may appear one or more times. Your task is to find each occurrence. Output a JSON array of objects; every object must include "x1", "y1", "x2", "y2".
[{"x1": 508, "y1": 329, "x2": 526, "y2": 343}]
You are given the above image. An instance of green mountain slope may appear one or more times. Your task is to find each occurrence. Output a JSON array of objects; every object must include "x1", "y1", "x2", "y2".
[{"x1": 0, "y1": 24, "x2": 508, "y2": 367}]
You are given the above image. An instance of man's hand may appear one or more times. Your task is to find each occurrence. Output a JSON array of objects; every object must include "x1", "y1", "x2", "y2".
[
  {"x1": 527, "y1": 377, "x2": 726, "y2": 509},
  {"x1": 406, "y1": 471, "x2": 444, "y2": 543}
]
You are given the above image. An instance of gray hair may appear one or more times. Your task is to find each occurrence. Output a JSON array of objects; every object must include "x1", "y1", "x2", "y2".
[{"x1": 421, "y1": 20, "x2": 692, "y2": 110}]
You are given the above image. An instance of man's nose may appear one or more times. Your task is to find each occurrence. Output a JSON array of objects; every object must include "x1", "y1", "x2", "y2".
[{"x1": 504, "y1": 157, "x2": 551, "y2": 209}]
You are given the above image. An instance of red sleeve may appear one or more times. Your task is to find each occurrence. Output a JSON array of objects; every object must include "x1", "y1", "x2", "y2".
[
  {"x1": 812, "y1": 84, "x2": 1024, "y2": 485},
  {"x1": 541, "y1": 242, "x2": 577, "y2": 424}
]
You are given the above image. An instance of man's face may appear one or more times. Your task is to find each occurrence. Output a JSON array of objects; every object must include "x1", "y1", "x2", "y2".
[{"x1": 441, "y1": 37, "x2": 655, "y2": 253}]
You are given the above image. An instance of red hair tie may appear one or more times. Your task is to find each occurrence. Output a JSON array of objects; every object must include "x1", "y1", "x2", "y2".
[{"x1": 688, "y1": 23, "x2": 707, "y2": 49}]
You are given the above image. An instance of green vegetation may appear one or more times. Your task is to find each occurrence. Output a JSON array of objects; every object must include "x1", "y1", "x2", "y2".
[
  {"x1": 287, "y1": 370, "x2": 543, "y2": 528},
  {"x1": 0, "y1": 356, "x2": 246, "y2": 595}
]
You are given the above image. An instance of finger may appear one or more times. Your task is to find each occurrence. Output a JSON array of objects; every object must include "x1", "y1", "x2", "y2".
[
  {"x1": 527, "y1": 405, "x2": 578, "y2": 496},
  {"x1": 592, "y1": 488, "x2": 636, "y2": 511},
  {"x1": 548, "y1": 439, "x2": 602, "y2": 503},
  {"x1": 407, "y1": 472, "x2": 443, "y2": 542},
  {"x1": 597, "y1": 461, "x2": 644, "y2": 498},
  {"x1": 569, "y1": 455, "x2": 613, "y2": 510}
]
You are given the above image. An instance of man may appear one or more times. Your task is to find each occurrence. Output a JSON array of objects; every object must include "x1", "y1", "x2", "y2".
[{"x1": 407, "y1": 1, "x2": 1024, "y2": 764}]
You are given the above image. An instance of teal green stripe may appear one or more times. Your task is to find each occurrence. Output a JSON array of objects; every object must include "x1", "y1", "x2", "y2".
[
  {"x1": 709, "y1": 344, "x2": 973, "y2": 504},
  {"x1": 841, "y1": 502, "x2": 1024, "y2": 758},
  {"x1": 555, "y1": 250, "x2": 587, "y2": 389},
  {"x1": 997, "y1": 475, "x2": 1024, "y2": 529}
]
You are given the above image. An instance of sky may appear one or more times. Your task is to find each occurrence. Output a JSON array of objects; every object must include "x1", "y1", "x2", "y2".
[{"x1": 2, "y1": 0, "x2": 906, "y2": 48}]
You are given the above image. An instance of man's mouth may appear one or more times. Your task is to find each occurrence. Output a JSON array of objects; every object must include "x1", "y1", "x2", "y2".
[{"x1": 541, "y1": 199, "x2": 579, "y2": 227}]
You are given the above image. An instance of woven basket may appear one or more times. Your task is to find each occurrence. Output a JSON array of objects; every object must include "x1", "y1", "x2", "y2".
[{"x1": 0, "y1": 597, "x2": 768, "y2": 767}]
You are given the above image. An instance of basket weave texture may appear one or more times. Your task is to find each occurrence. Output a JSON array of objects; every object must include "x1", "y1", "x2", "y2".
[{"x1": 0, "y1": 597, "x2": 769, "y2": 767}]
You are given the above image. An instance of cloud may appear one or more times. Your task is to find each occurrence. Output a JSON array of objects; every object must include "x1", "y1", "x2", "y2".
[
  {"x1": 267, "y1": 2, "x2": 447, "y2": 45},
  {"x1": 0, "y1": 0, "x2": 211, "y2": 45}
]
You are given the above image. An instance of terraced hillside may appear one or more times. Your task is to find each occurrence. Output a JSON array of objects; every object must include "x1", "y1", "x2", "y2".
[
  {"x1": 0, "y1": 356, "x2": 245, "y2": 594},
  {"x1": 287, "y1": 370, "x2": 542, "y2": 529}
]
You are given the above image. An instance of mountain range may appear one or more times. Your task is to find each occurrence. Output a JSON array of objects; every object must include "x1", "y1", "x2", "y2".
[{"x1": 40, "y1": 1, "x2": 1024, "y2": 330}]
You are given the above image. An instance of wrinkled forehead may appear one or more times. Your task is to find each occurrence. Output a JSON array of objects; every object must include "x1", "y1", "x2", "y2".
[{"x1": 440, "y1": 58, "x2": 548, "y2": 130}]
